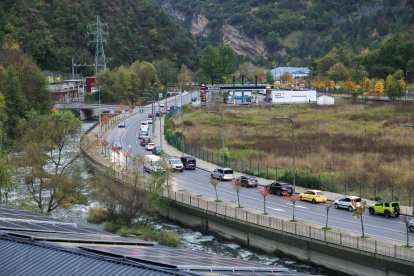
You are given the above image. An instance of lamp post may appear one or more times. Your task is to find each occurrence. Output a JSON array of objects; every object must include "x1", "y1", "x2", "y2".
[
  {"x1": 178, "y1": 91, "x2": 185, "y2": 156},
  {"x1": 124, "y1": 145, "x2": 132, "y2": 169},
  {"x1": 143, "y1": 91, "x2": 156, "y2": 137},
  {"x1": 310, "y1": 67, "x2": 313, "y2": 90},
  {"x1": 400, "y1": 123, "x2": 414, "y2": 215},
  {"x1": 275, "y1": 117, "x2": 296, "y2": 193},
  {"x1": 207, "y1": 111, "x2": 224, "y2": 166},
  {"x1": 98, "y1": 86, "x2": 102, "y2": 136}
]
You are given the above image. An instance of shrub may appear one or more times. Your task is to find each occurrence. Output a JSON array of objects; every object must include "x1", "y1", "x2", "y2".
[
  {"x1": 116, "y1": 224, "x2": 181, "y2": 247},
  {"x1": 87, "y1": 208, "x2": 109, "y2": 224}
]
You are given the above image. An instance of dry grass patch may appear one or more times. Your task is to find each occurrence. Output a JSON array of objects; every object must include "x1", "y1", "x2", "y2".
[{"x1": 168, "y1": 100, "x2": 414, "y2": 204}]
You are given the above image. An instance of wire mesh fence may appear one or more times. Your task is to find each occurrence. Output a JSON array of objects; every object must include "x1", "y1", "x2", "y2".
[
  {"x1": 82, "y1": 112, "x2": 414, "y2": 264},
  {"x1": 165, "y1": 118, "x2": 411, "y2": 205}
]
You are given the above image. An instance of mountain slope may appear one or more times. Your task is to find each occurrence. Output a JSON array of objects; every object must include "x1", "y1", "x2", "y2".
[
  {"x1": 0, "y1": 0, "x2": 198, "y2": 72},
  {"x1": 157, "y1": 0, "x2": 414, "y2": 65}
]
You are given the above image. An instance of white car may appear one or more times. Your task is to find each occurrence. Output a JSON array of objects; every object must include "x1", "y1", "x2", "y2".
[
  {"x1": 168, "y1": 158, "x2": 184, "y2": 172},
  {"x1": 408, "y1": 218, "x2": 414, "y2": 232},
  {"x1": 140, "y1": 122, "x2": 149, "y2": 131},
  {"x1": 146, "y1": 119, "x2": 153, "y2": 125},
  {"x1": 211, "y1": 167, "x2": 234, "y2": 181},
  {"x1": 145, "y1": 143, "x2": 155, "y2": 151},
  {"x1": 334, "y1": 195, "x2": 361, "y2": 212}
]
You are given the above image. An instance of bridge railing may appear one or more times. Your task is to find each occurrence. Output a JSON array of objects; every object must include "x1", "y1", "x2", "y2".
[{"x1": 80, "y1": 113, "x2": 414, "y2": 264}]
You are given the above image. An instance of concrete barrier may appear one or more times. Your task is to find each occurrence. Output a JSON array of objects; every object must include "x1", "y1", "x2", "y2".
[{"x1": 81, "y1": 111, "x2": 414, "y2": 276}]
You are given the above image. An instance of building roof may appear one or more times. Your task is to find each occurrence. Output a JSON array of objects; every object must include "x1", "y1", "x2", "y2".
[
  {"x1": 0, "y1": 236, "x2": 185, "y2": 276},
  {"x1": 0, "y1": 205, "x2": 292, "y2": 275},
  {"x1": 271, "y1": 67, "x2": 310, "y2": 78}
]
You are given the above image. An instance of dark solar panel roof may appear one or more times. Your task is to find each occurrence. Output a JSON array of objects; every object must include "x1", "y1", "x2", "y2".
[
  {"x1": 5, "y1": 231, "x2": 155, "y2": 245},
  {"x1": 0, "y1": 237, "x2": 188, "y2": 276},
  {"x1": 0, "y1": 205, "x2": 295, "y2": 275},
  {"x1": 0, "y1": 206, "x2": 60, "y2": 222},
  {"x1": 82, "y1": 246, "x2": 289, "y2": 273}
]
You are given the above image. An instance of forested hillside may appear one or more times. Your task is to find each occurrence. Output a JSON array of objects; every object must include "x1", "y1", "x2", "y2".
[
  {"x1": 157, "y1": 0, "x2": 414, "y2": 65},
  {"x1": 0, "y1": 0, "x2": 198, "y2": 72}
]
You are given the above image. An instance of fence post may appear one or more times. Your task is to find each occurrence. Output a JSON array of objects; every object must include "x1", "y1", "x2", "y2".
[
  {"x1": 309, "y1": 225, "x2": 311, "y2": 238},
  {"x1": 257, "y1": 163, "x2": 259, "y2": 176},
  {"x1": 275, "y1": 166, "x2": 277, "y2": 180},
  {"x1": 267, "y1": 165, "x2": 269, "y2": 179},
  {"x1": 395, "y1": 244, "x2": 397, "y2": 258},
  {"x1": 242, "y1": 160, "x2": 244, "y2": 172},
  {"x1": 375, "y1": 240, "x2": 377, "y2": 254},
  {"x1": 340, "y1": 233, "x2": 342, "y2": 245},
  {"x1": 250, "y1": 159, "x2": 252, "y2": 172}
]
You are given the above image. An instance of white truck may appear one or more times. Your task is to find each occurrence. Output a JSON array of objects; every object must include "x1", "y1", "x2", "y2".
[{"x1": 143, "y1": 154, "x2": 165, "y2": 173}]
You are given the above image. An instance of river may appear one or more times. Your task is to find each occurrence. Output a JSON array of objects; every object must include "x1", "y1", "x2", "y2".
[{"x1": 50, "y1": 121, "x2": 329, "y2": 275}]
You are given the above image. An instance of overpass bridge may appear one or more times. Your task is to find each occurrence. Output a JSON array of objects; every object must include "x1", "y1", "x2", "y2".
[{"x1": 54, "y1": 103, "x2": 137, "y2": 120}]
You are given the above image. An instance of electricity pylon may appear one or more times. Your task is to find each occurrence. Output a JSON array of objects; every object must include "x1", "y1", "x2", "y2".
[{"x1": 87, "y1": 16, "x2": 110, "y2": 75}]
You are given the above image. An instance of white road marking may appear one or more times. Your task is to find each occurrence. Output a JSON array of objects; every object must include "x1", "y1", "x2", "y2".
[
  {"x1": 269, "y1": 208, "x2": 285, "y2": 212},
  {"x1": 286, "y1": 203, "x2": 307, "y2": 209}
]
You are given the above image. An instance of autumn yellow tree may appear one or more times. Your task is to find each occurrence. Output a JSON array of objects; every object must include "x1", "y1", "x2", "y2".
[
  {"x1": 374, "y1": 80, "x2": 384, "y2": 95},
  {"x1": 362, "y1": 77, "x2": 372, "y2": 95}
]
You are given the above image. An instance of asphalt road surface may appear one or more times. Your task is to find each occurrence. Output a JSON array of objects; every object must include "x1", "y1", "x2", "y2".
[{"x1": 106, "y1": 92, "x2": 412, "y2": 245}]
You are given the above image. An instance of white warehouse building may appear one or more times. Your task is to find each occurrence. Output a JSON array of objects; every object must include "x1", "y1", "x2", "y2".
[
  {"x1": 267, "y1": 90, "x2": 316, "y2": 104},
  {"x1": 317, "y1": 94, "x2": 335, "y2": 105}
]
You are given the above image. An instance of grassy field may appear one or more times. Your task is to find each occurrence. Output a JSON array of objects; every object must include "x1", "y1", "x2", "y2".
[{"x1": 167, "y1": 99, "x2": 414, "y2": 204}]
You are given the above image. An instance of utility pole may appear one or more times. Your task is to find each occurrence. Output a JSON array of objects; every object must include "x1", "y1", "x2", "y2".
[{"x1": 88, "y1": 16, "x2": 111, "y2": 76}]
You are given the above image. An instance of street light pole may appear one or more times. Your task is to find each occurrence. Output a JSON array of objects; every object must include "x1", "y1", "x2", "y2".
[
  {"x1": 143, "y1": 91, "x2": 156, "y2": 137},
  {"x1": 181, "y1": 92, "x2": 184, "y2": 156},
  {"x1": 98, "y1": 87, "x2": 102, "y2": 136},
  {"x1": 400, "y1": 123, "x2": 414, "y2": 215},
  {"x1": 207, "y1": 111, "x2": 224, "y2": 166},
  {"x1": 275, "y1": 117, "x2": 296, "y2": 194}
]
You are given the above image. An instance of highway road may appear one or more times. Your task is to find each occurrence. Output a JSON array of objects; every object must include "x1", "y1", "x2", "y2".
[{"x1": 105, "y1": 92, "x2": 412, "y2": 245}]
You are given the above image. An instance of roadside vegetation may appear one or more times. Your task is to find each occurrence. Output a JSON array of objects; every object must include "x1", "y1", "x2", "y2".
[
  {"x1": 167, "y1": 100, "x2": 414, "y2": 205},
  {"x1": 86, "y1": 157, "x2": 181, "y2": 247}
]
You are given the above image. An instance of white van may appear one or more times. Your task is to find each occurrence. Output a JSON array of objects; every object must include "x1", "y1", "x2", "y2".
[
  {"x1": 140, "y1": 122, "x2": 149, "y2": 131},
  {"x1": 143, "y1": 155, "x2": 165, "y2": 173}
]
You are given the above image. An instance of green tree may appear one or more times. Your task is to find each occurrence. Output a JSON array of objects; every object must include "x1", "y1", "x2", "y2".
[
  {"x1": 16, "y1": 111, "x2": 86, "y2": 214},
  {"x1": 266, "y1": 71, "x2": 274, "y2": 84},
  {"x1": 327, "y1": 63, "x2": 349, "y2": 84},
  {"x1": 385, "y1": 74, "x2": 403, "y2": 100},
  {"x1": 0, "y1": 48, "x2": 50, "y2": 114},
  {"x1": 280, "y1": 72, "x2": 293, "y2": 84},
  {"x1": 3, "y1": 66, "x2": 28, "y2": 139},
  {"x1": 177, "y1": 64, "x2": 192, "y2": 83},
  {"x1": 0, "y1": 92, "x2": 7, "y2": 146},
  {"x1": 153, "y1": 59, "x2": 178, "y2": 85},
  {"x1": 200, "y1": 45, "x2": 237, "y2": 83},
  {"x1": 218, "y1": 45, "x2": 237, "y2": 81},
  {"x1": 200, "y1": 45, "x2": 221, "y2": 82},
  {"x1": 0, "y1": 150, "x2": 12, "y2": 202}
]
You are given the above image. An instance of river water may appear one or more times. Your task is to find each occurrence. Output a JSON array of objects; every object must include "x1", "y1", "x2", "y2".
[{"x1": 51, "y1": 121, "x2": 329, "y2": 275}]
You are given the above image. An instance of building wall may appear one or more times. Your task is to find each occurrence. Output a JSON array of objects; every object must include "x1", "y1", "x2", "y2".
[
  {"x1": 317, "y1": 95, "x2": 335, "y2": 105},
  {"x1": 270, "y1": 90, "x2": 316, "y2": 103}
]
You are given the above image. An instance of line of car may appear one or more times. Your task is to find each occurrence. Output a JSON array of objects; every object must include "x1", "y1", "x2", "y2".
[
  {"x1": 127, "y1": 109, "x2": 414, "y2": 234},
  {"x1": 208, "y1": 167, "x2": 414, "y2": 230}
]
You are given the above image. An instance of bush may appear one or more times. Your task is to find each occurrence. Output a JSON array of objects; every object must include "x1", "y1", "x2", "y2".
[
  {"x1": 87, "y1": 208, "x2": 109, "y2": 224},
  {"x1": 115, "y1": 224, "x2": 182, "y2": 247},
  {"x1": 104, "y1": 221, "x2": 123, "y2": 233}
]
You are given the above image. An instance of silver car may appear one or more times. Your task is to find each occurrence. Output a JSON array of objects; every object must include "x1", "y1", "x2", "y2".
[
  {"x1": 211, "y1": 168, "x2": 234, "y2": 181},
  {"x1": 408, "y1": 218, "x2": 414, "y2": 232},
  {"x1": 334, "y1": 195, "x2": 361, "y2": 212}
]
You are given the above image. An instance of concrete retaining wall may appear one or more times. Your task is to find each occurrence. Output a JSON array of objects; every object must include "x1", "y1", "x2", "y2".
[{"x1": 162, "y1": 202, "x2": 412, "y2": 276}]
